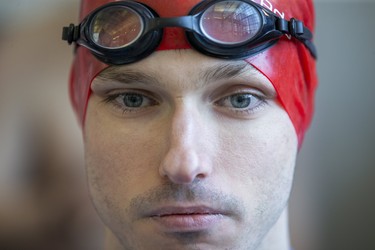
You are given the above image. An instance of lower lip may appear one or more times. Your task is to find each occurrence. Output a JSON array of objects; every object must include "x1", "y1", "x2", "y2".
[{"x1": 150, "y1": 214, "x2": 224, "y2": 232}]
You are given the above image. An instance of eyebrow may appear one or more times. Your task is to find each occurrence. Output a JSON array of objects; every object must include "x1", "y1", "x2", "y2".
[
  {"x1": 97, "y1": 67, "x2": 157, "y2": 85},
  {"x1": 96, "y1": 61, "x2": 253, "y2": 88},
  {"x1": 199, "y1": 61, "x2": 250, "y2": 84}
]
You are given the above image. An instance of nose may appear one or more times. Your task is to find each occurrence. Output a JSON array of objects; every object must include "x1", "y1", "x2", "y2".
[{"x1": 159, "y1": 101, "x2": 212, "y2": 184}]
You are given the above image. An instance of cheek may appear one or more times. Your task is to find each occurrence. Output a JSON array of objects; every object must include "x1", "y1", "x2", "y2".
[
  {"x1": 212, "y1": 106, "x2": 298, "y2": 242},
  {"x1": 83, "y1": 105, "x2": 166, "y2": 226},
  {"x1": 216, "y1": 107, "x2": 298, "y2": 209}
]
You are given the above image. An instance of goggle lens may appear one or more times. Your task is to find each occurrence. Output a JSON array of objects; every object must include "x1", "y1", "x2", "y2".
[
  {"x1": 90, "y1": 6, "x2": 143, "y2": 49},
  {"x1": 200, "y1": 1, "x2": 262, "y2": 45}
]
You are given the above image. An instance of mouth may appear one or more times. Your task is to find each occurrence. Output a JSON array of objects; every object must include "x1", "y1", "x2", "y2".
[{"x1": 146, "y1": 206, "x2": 227, "y2": 232}]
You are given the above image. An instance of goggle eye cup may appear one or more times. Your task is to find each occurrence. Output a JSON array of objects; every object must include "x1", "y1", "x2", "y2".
[
  {"x1": 199, "y1": 1, "x2": 263, "y2": 45},
  {"x1": 89, "y1": 6, "x2": 144, "y2": 49}
]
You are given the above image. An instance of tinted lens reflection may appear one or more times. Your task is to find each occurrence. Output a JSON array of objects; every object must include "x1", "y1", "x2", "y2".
[
  {"x1": 91, "y1": 6, "x2": 143, "y2": 49},
  {"x1": 200, "y1": 1, "x2": 261, "y2": 44}
]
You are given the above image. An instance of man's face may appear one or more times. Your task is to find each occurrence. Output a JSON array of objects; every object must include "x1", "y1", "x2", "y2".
[{"x1": 84, "y1": 50, "x2": 298, "y2": 249}]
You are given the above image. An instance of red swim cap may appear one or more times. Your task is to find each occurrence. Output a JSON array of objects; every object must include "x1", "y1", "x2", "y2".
[{"x1": 69, "y1": 0, "x2": 317, "y2": 144}]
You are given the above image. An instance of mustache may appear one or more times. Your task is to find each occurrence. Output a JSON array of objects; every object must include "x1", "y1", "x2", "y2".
[{"x1": 127, "y1": 182, "x2": 244, "y2": 219}]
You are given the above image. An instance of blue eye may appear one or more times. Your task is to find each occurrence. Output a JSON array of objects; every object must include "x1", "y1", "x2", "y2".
[
  {"x1": 122, "y1": 93, "x2": 144, "y2": 107},
  {"x1": 214, "y1": 92, "x2": 267, "y2": 116},
  {"x1": 104, "y1": 92, "x2": 158, "y2": 114},
  {"x1": 229, "y1": 94, "x2": 252, "y2": 108},
  {"x1": 218, "y1": 93, "x2": 262, "y2": 109}
]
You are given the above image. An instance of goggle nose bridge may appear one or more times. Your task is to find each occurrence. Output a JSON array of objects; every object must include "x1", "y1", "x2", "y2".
[{"x1": 146, "y1": 16, "x2": 199, "y2": 34}]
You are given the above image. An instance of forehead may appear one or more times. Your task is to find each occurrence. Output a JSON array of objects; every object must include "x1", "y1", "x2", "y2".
[{"x1": 93, "y1": 50, "x2": 276, "y2": 95}]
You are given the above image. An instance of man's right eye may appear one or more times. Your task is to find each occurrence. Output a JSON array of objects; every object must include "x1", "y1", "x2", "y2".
[
  {"x1": 121, "y1": 93, "x2": 146, "y2": 108},
  {"x1": 104, "y1": 92, "x2": 159, "y2": 114}
]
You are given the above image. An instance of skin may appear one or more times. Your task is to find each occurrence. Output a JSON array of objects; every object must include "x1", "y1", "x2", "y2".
[{"x1": 84, "y1": 50, "x2": 298, "y2": 250}]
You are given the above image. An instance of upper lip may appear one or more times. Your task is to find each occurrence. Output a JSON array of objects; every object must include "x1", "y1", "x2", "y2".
[{"x1": 146, "y1": 205, "x2": 226, "y2": 218}]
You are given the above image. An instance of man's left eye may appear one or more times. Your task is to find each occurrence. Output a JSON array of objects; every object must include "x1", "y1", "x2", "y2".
[{"x1": 217, "y1": 93, "x2": 263, "y2": 110}]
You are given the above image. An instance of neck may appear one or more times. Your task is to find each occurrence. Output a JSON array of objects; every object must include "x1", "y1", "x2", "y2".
[{"x1": 104, "y1": 207, "x2": 291, "y2": 250}]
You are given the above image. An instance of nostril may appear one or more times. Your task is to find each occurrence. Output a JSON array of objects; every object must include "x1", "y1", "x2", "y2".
[
  {"x1": 158, "y1": 148, "x2": 209, "y2": 185},
  {"x1": 195, "y1": 173, "x2": 206, "y2": 180}
]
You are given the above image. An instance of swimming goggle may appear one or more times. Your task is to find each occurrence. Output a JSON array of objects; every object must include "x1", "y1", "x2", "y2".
[{"x1": 62, "y1": 0, "x2": 317, "y2": 65}]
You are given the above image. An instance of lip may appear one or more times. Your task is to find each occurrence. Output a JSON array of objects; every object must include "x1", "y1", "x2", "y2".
[{"x1": 146, "y1": 206, "x2": 227, "y2": 232}]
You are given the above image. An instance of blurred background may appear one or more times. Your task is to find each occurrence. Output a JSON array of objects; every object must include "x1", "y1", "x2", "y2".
[
  {"x1": 0, "y1": 0, "x2": 374, "y2": 249},
  {"x1": 0, "y1": 1, "x2": 104, "y2": 249}
]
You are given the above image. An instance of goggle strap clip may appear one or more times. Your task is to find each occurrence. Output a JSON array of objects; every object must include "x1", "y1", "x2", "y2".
[
  {"x1": 277, "y1": 18, "x2": 311, "y2": 39},
  {"x1": 276, "y1": 19, "x2": 289, "y2": 34},
  {"x1": 277, "y1": 18, "x2": 317, "y2": 59},
  {"x1": 62, "y1": 24, "x2": 80, "y2": 45},
  {"x1": 289, "y1": 18, "x2": 314, "y2": 41},
  {"x1": 289, "y1": 18, "x2": 304, "y2": 36}
]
